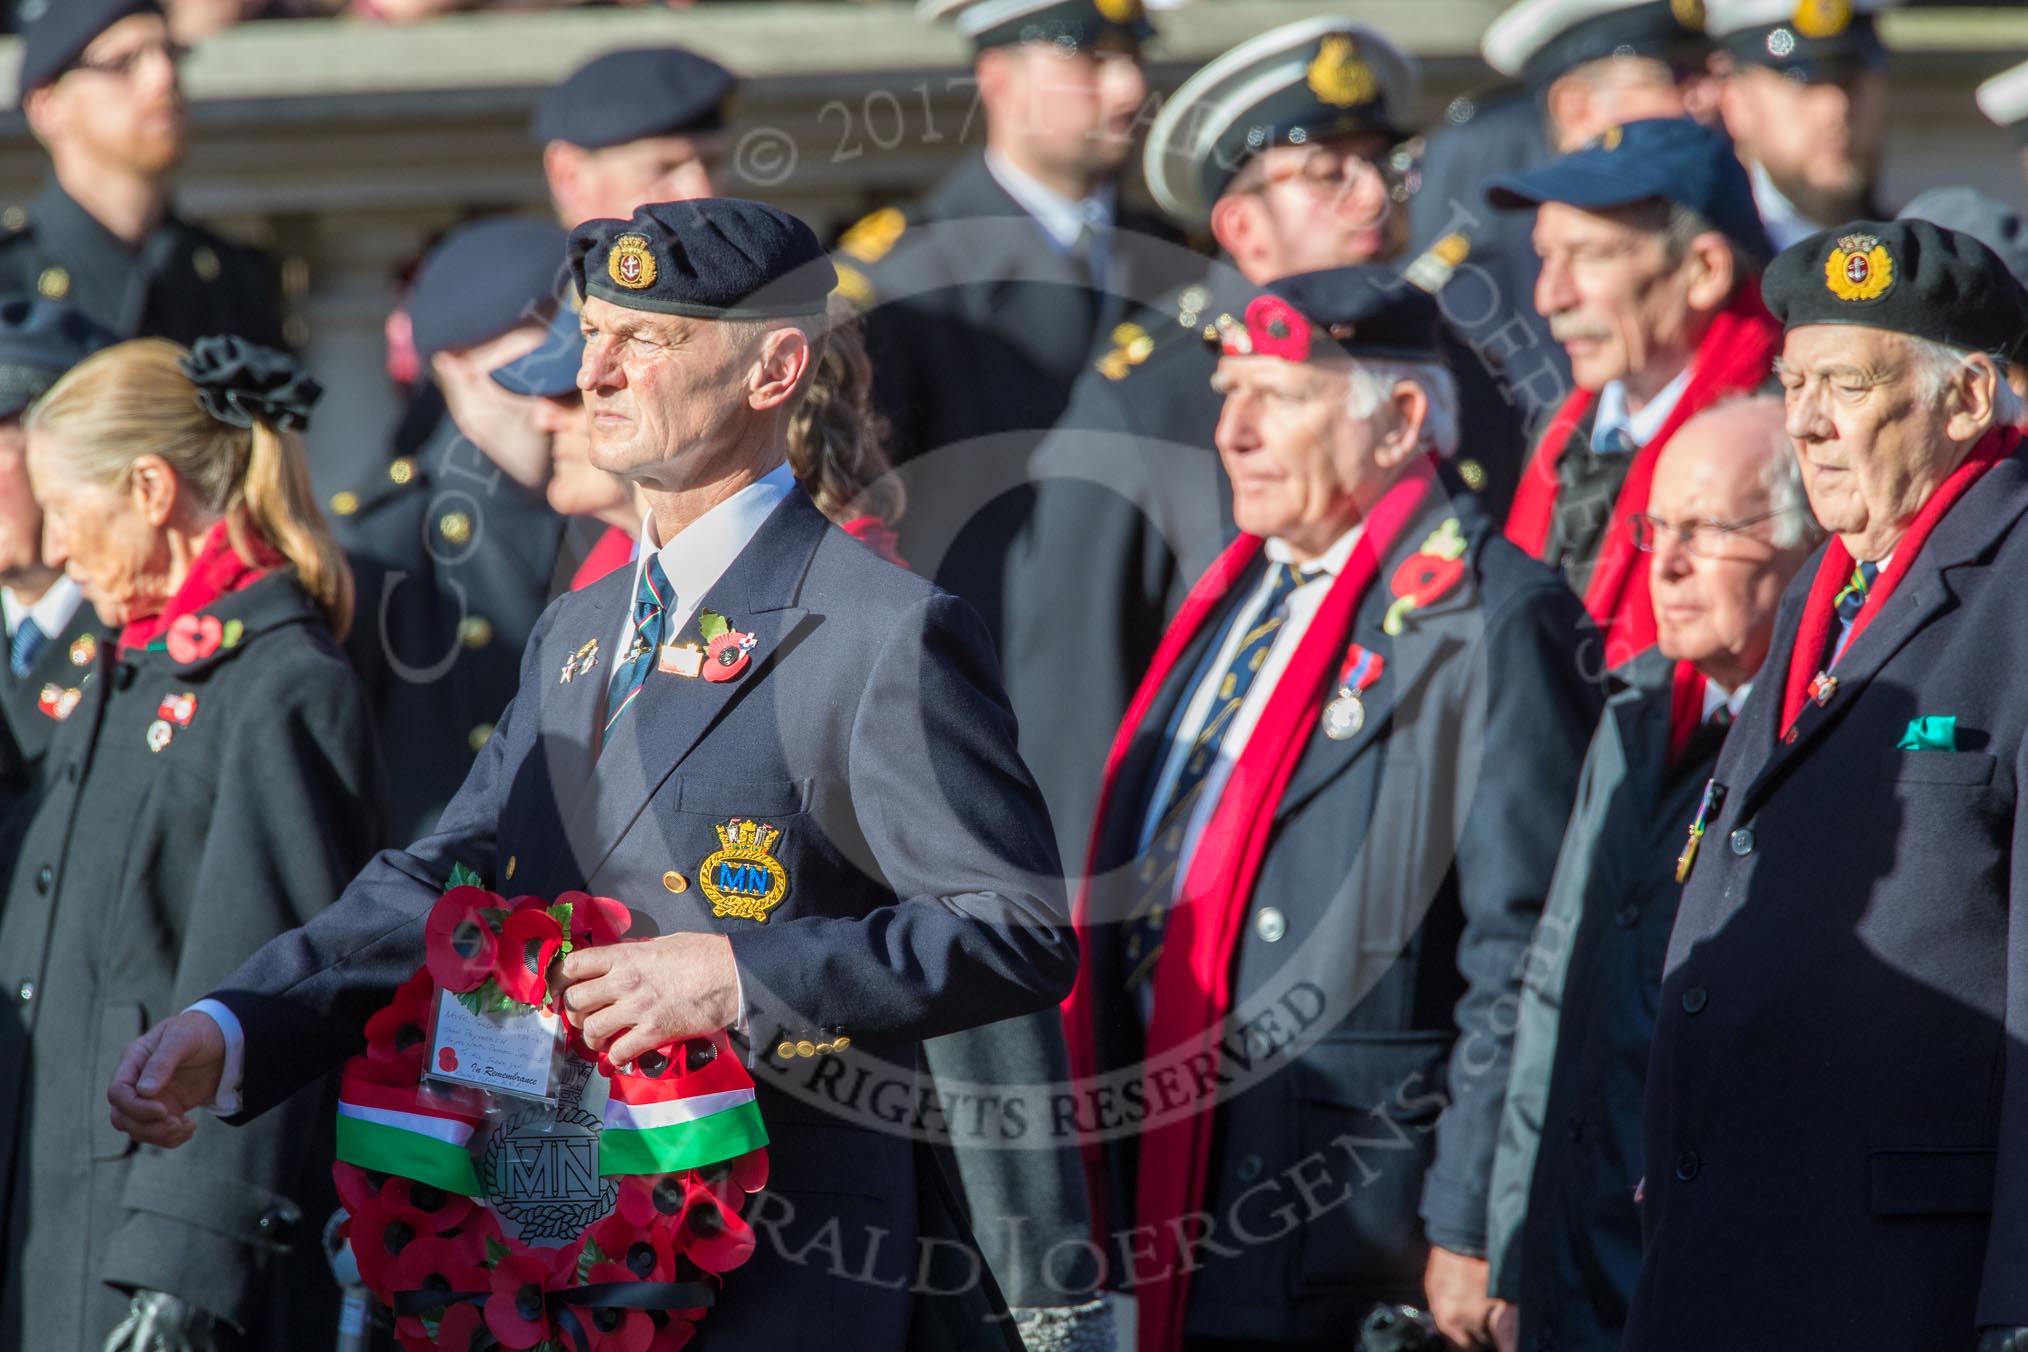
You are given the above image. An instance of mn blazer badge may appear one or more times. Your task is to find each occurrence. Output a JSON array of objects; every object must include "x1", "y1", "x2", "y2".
[{"x1": 700, "y1": 818, "x2": 789, "y2": 922}]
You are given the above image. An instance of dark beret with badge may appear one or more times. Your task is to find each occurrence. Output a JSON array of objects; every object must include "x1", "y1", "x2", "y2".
[
  {"x1": 1487, "y1": 115, "x2": 1773, "y2": 263},
  {"x1": 1704, "y1": 0, "x2": 1887, "y2": 76},
  {"x1": 568, "y1": 198, "x2": 835, "y2": 319},
  {"x1": 16, "y1": 0, "x2": 161, "y2": 102},
  {"x1": 0, "y1": 294, "x2": 113, "y2": 419},
  {"x1": 408, "y1": 216, "x2": 567, "y2": 363},
  {"x1": 1762, "y1": 217, "x2": 2028, "y2": 361},
  {"x1": 1482, "y1": 0, "x2": 1711, "y2": 90},
  {"x1": 919, "y1": 0, "x2": 1153, "y2": 54},
  {"x1": 1978, "y1": 59, "x2": 2028, "y2": 146},
  {"x1": 1210, "y1": 264, "x2": 1444, "y2": 366},
  {"x1": 1143, "y1": 17, "x2": 1419, "y2": 228},
  {"x1": 532, "y1": 47, "x2": 737, "y2": 151},
  {"x1": 491, "y1": 304, "x2": 585, "y2": 400}
]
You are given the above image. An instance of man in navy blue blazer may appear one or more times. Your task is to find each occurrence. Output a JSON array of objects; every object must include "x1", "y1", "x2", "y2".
[{"x1": 103, "y1": 198, "x2": 1076, "y2": 1350}]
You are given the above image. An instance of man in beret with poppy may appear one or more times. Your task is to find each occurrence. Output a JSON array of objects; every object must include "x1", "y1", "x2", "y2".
[
  {"x1": 1631, "y1": 218, "x2": 2028, "y2": 1352},
  {"x1": 0, "y1": 0, "x2": 285, "y2": 349},
  {"x1": 1062, "y1": 266, "x2": 1597, "y2": 1352},
  {"x1": 104, "y1": 198, "x2": 1075, "y2": 1351}
]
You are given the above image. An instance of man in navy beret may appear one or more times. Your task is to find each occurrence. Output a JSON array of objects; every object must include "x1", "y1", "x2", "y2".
[
  {"x1": 328, "y1": 215, "x2": 574, "y2": 847},
  {"x1": 1062, "y1": 265, "x2": 1597, "y2": 1352},
  {"x1": 537, "y1": 46, "x2": 737, "y2": 228},
  {"x1": 1632, "y1": 218, "x2": 2028, "y2": 1352},
  {"x1": 110, "y1": 198, "x2": 1076, "y2": 1352},
  {"x1": 0, "y1": 0, "x2": 285, "y2": 350}
]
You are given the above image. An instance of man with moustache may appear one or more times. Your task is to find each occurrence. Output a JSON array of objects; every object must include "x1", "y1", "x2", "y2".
[
  {"x1": 1705, "y1": 0, "x2": 1894, "y2": 251},
  {"x1": 1631, "y1": 219, "x2": 2028, "y2": 1352},
  {"x1": 0, "y1": 0, "x2": 284, "y2": 349},
  {"x1": 1484, "y1": 395, "x2": 1818, "y2": 1352},
  {"x1": 1490, "y1": 116, "x2": 1781, "y2": 669}
]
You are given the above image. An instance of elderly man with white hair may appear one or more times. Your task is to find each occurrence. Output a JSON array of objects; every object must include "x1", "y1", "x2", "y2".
[
  {"x1": 1633, "y1": 218, "x2": 2028, "y2": 1352},
  {"x1": 1062, "y1": 265, "x2": 1599, "y2": 1352},
  {"x1": 1483, "y1": 394, "x2": 1820, "y2": 1352}
]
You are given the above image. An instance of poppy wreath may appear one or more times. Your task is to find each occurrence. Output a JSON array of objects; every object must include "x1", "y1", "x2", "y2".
[
  {"x1": 1381, "y1": 517, "x2": 1469, "y2": 635},
  {"x1": 335, "y1": 866, "x2": 771, "y2": 1352}
]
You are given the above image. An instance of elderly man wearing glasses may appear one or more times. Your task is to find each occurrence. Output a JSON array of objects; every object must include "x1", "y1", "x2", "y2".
[
  {"x1": 0, "y1": 0, "x2": 285, "y2": 350},
  {"x1": 1480, "y1": 393, "x2": 1817, "y2": 1352}
]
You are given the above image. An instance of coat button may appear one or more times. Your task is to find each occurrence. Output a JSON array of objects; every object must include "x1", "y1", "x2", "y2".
[
  {"x1": 1728, "y1": 828, "x2": 1755, "y2": 856},
  {"x1": 1674, "y1": 1150, "x2": 1701, "y2": 1182},
  {"x1": 1254, "y1": 907, "x2": 1287, "y2": 943},
  {"x1": 388, "y1": 456, "x2": 416, "y2": 486},
  {"x1": 438, "y1": 512, "x2": 474, "y2": 546},
  {"x1": 1235, "y1": 1153, "x2": 1263, "y2": 1183},
  {"x1": 504, "y1": 855, "x2": 516, "y2": 882},
  {"x1": 776, "y1": 1042, "x2": 797, "y2": 1060},
  {"x1": 256, "y1": 1204, "x2": 300, "y2": 1250},
  {"x1": 1615, "y1": 904, "x2": 1640, "y2": 928},
  {"x1": 34, "y1": 865, "x2": 51, "y2": 894},
  {"x1": 329, "y1": 490, "x2": 360, "y2": 517},
  {"x1": 14, "y1": 981, "x2": 32, "y2": 1003},
  {"x1": 831, "y1": 1035, "x2": 850, "y2": 1050},
  {"x1": 795, "y1": 1040, "x2": 816, "y2": 1058},
  {"x1": 662, "y1": 870, "x2": 688, "y2": 894},
  {"x1": 458, "y1": 616, "x2": 493, "y2": 650},
  {"x1": 468, "y1": 724, "x2": 493, "y2": 753},
  {"x1": 1681, "y1": 986, "x2": 1708, "y2": 1014}
]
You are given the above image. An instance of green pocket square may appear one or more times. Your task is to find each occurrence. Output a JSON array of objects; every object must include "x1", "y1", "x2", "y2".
[{"x1": 1897, "y1": 716, "x2": 1958, "y2": 752}]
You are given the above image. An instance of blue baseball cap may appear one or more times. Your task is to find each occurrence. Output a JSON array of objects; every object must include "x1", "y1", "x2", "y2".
[
  {"x1": 491, "y1": 304, "x2": 585, "y2": 400},
  {"x1": 1486, "y1": 117, "x2": 1772, "y2": 263}
]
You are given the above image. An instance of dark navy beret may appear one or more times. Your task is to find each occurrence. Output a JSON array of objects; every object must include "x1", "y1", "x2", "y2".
[
  {"x1": 568, "y1": 198, "x2": 835, "y2": 320},
  {"x1": 491, "y1": 304, "x2": 584, "y2": 400},
  {"x1": 532, "y1": 47, "x2": 737, "y2": 151},
  {"x1": 409, "y1": 217, "x2": 568, "y2": 363},
  {"x1": 1762, "y1": 218, "x2": 2028, "y2": 360},
  {"x1": 1211, "y1": 264, "x2": 1443, "y2": 365},
  {"x1": 1487, "y1": 116, "x2": 1772, "y2": 263},
  {"x1": 0, "y1": 294, "x2": 114, "y2": 418},
  {"x1": 17, "y1": 0, "x2": 162, "y2": 102}
]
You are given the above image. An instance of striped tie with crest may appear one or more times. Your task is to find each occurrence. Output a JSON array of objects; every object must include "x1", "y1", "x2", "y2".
[{"x1": 604, "y1": 556, "x2": 671, "y2": 736}]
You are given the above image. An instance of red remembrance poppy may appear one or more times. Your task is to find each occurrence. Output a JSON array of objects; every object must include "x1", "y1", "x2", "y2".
[
  {"x1": 1391, "y1": 553, "x2": 1467, "y2": 608},
  {"x1": 365, "y1": 970, "x2": 435, "y2": 1071},
  {"x1": 383, "y1": 1177, "x2": 474, "y2": 1236},
  {"x1": 591, "y1": 1209, "x2": 676, "y2": 1284},
  {"x1": 693, "y1": 1147, "x2": 770, "y2": 1211},
  {"x1": 701, "y1": 632, "x2": 752, "y2": 683},
  {"x1": 486, "y1": 1251, "x2": 562, "y2": 1349},
  {"x1": 432, "y1": 1301, "x2": 490, "y2": 1352},
  {"x1": 583, "y1": 1264, "x2": 658, "y2": 1352},
  {"x1": 674, "y1": 1181, "x2": 755, "y2": 1273},
  {"x1": 390, "y1": 1233, "x2": 489, "y2": 1339},
  {"x1": 164, "y1": 613, "x2": 224, "y2": 664},
  {"x1": 558, "y1": 890, "x2": 632, "y2": 947},
  {"x1": 646, "y1": 1314, "x2": 699, "y2": 1350},
  {"x1": 496, "y1": 907, "x2": 565, "y2": 1006},
  {"x1": 615, "y1": 1174, "x2": 687, "y2": 1230},
  {"x1": 1243, "y1": 293, "x2": 1313, "y2": 363},
  {"x1": 425, "y1": 887, "x2": 501, "y2": 994}
]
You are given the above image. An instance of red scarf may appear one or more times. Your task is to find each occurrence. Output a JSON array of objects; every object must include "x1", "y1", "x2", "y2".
[
  {"x1": 1061, "y1": 462, "x2": 1436, "y2": 1352},
  {"x1": 117, "y1": 520, "x2": 280, "y2": 653},
  {"x1": 569, "y1": 524, "x2": 637, "y2": 592},
  {"x1": 1505, "y1": 282, "x2": 1782, "y2": 669},
  {"x1": 1779, "y1": 426, "x2": 2021, "y2": 733},
  {"x1": 842, "y1": 515, "x2": 908, "y2": 568},
  {"x1": 1666, "y1": 660, "x2": 1710, "y2": 767}
]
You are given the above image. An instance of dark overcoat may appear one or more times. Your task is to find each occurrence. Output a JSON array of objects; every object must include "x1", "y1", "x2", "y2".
[
  {"x1": 1073, "y1": 490, "x2": 1599, "y2": 1343},
  {"x1": 0, "y1": 572, "x2": 386, "y2": 1351},
  {"x1": 0, "y1": 600, "x2": 103, "y2": 896},
  {"x1": 1631, "y1": 448, "x2": 2028, "y2": 1350},
  {"x1": 209, "y1": 490, "x2": 1076, "y2": 1349}
]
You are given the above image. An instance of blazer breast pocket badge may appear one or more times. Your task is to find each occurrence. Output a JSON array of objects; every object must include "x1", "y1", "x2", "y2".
[{"x1": 700, "y1": 817, "x2": 789, "y2": 922}]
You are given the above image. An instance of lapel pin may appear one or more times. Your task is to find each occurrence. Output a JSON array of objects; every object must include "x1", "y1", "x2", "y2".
[
  {"x1": 157, "y1": 691, "x2": 197, "y2": 728},
  {"x1": 37, "y1": 683, "x2": 80, "y2": 722},
  {"x1": 697, "y1": 610, "x2": 758, "y2": 684},
  {"x1": 146, "y1": 719, "x2": 174, "y2": 753},
  {"x1": 1676, "y1": 778, "x2": 1728, "y2": 884},
  {"x1": 68, "y1": 635, "x2": 96, "y2": 667},
  {"x1": 1808, "y1": 671, "x2": 1838, "y2": 707},
  {"x1": 658, "y1": 642, "x2": 704, "y2": 678},
  {"x1": 560, "y1": 638, "x2": 600, "y2": 684}
]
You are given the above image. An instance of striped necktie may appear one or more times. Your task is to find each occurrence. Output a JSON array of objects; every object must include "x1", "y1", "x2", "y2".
[
  {"x1": 1123, "y1": 561, "x2": 1305, "y2": 991},
  {"x1": 1833, "y1": 560, "x2": 1878, "y2": 627},
  {"x1": 604, "y1": 557, "x2": 671, "y2": 736},
  {"x1": 9, "y1": 617, "x2": 45, "y2": 677}
]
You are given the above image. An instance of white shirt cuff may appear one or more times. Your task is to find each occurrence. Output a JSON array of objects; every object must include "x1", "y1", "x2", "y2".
[{"x1": 187, "y1": 998, "x2": 245, "y2": 1116}]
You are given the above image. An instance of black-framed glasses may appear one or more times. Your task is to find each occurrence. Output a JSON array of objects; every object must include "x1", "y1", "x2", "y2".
[
  {"x1": 1631, "y1": 508, "x2": 1790, "y2": 558},
  {"x1": 72, "y1": 41, "x2": 190, "y2": 79}
]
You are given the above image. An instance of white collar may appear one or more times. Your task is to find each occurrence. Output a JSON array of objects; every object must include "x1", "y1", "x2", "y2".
[
  {"x1": 1264, "y1": 518, "x2": 1366, "y2": 580},
  {"x1": 1, "y1": 574, "x2": 82, "y2": 641},
  {"x1": 633, "y1": 461, "x2": 796, "y2": 617},
  {"x1": 1750, "y1": 161, "x2": 1818, "y2": 253},
  {"x1": 1591, "y1": 365, "x2": 1694, "y2": 455},
  {"x1": 984, "y1": 149, "x2": 1114, "y2": 253},
  {"x1": 1700, "y1": 676, "x2": 1753, "y2": 723}
]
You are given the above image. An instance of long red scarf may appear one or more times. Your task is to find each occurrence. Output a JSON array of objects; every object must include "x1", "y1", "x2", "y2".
[
  {"x1": 1061, "y1": 462, "x2": 1437, "y2": 1352},
  {"x1": 117, "y1": 519, "x2": 281, "y2": 653},
  {"x1": 1505, "y1": 282, "x2": 1782, "y2": 669},
  {"x1": 1666, "y1": 660, "x2": 1710, "y2": 767},
  {"x1": 1779, "y1": 425, "x2": 2021, "y2": 733},
  {"x1": 569, "y1": 524, "x2": 636, "y2": 592}
]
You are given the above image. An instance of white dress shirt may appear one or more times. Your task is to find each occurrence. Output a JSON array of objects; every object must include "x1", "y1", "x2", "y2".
[
  {"x1": 196, "y1": 463, "x2": 799, "y2": 1112},
  {"x1": 1750, "y1": 161, "x2": 1819, "y2": 253},
  {"x1": 1, "y1": 574, "x2": 83, "y2": 647},
  {"x1": 1701, "y1": 678, "x2": 1753, "y2": 725},
  {"x1": 1138, "y1": 523, "x2": 1366, "y2": 888},
  {"x1": 1589, "y1": 366, "x2": 1694, "y2": 456}
]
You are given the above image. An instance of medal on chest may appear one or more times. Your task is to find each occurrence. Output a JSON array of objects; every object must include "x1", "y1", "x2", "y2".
[{"x1": 1322, "y1": 643, "x2": 1385, "y2": 741}]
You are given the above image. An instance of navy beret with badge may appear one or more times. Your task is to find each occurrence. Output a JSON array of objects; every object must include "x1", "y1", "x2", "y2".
[
  {"x1": 532, "y1": 47, "x2": 737, "y2": 151},
  {"x1": 568, "y1": 198, "x2": 835, "y2": 319},
  {"x1": 1143, "y1": 17, "x2": 1419, "y2": 229},
  {"x1": 1487, "y1": 116, "x2": 1772, "y2": 263},
  {"x1": 1483, "y1": 0, "x2": 1711, "y2": 89},
  {"x1": 491, "y1": 304, "x2": 585, "y2": 400},
  {"x1": 1704, "y1": 0, "x2": 1888, "y2": 76},
  {"x1": 0, "y1": 294, "x2": 113, "y2": 419},
  {"x1": 408, "y1": 216, "x2": 568, "y2": 363},
  {"x1": 1762, "y1": 217, "x2": 2028, "y2": 361},
  {"x1": 1210, "y1": 264, "x2": 1443, "y2": 366},
  {"x1": 919, "y1": 0, "x2": 1153, "y2": 54},
  {"x1": 17, "y1": 0, "x2": 163, "y2": 102}
]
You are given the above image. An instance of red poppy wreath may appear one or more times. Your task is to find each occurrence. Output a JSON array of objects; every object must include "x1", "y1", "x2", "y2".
[{"x1": 336, "y1": 866, "x2": 770, "y2": 1352}]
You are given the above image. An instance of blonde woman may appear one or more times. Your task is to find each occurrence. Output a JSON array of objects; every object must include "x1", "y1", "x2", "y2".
[{"x1": 0, "y1": 337, "x2": 385, "y2": 1351}]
